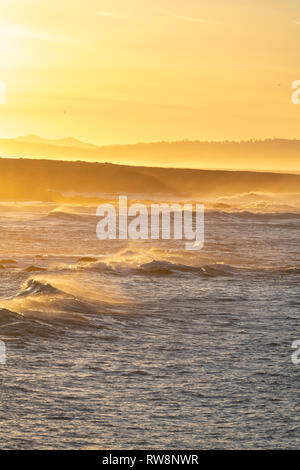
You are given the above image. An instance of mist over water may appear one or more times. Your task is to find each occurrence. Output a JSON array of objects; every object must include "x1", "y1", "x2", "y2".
[{"x1": 0, "y1": 194, "x2": 300, "y2": 449}]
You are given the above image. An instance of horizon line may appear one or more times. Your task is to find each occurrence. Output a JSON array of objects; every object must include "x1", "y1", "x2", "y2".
[{"x1": 1, "y1": 135, "x2": 300, "y2": 148}]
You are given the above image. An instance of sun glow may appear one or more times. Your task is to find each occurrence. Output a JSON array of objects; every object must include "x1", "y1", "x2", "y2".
[
  {"x1": 0, "y1": 0, "x2": 299, "y2": 152},
  {"x1": 0, "y1": 23, "x2": 22, "y2": 65}
]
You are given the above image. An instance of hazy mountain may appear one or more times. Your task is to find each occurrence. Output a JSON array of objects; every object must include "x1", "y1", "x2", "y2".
[
  {"x1": 0, "y1": 137, "x2": 299, "y2": 173},
  {"x1": 14, "y1": 135, "x2": 97, "y2": 149}
]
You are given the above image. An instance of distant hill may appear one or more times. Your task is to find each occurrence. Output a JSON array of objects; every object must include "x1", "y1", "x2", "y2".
[
  {"x1": 14, "y1": 134, "x2": 97, "y2": 150},
  {"x1": 0, "y1": 156, "x2": 299, "y2": 202},
  {"x1": 0, "y1": 137, "x2": 299, "y2": 172}
]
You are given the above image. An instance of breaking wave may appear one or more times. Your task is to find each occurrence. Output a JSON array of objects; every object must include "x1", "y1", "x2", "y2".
[
  {"x1": 81, "y1": 258, "x2": 300, "y2": 278},
  {"x1": 137, "y1": 261, "x2": 242, "y2": 277},
  {"x1": 16, "y1": 278, "x2": 62, "y2": 297}
]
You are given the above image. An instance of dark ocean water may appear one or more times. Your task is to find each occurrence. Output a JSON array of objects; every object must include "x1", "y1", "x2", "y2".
[{"x1": 0, "y1": 199, "x2": 299, "y2": 449}]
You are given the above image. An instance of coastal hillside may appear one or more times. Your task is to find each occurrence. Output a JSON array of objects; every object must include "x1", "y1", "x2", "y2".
[{"x1": 0, "y1": 156, "x2": 299, "y2": 201}]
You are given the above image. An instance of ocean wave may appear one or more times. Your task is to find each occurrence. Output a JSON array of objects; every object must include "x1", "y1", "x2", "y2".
[
  {"x1": 0, "y1": 307, "x2": 23, "y2": 323},
  {"x1": 77, "y1": 256, "x2": 99, "y2": 263},
  {"x1": 73, "y1": 254, "x2": 300, "y2": 278},
  {"x1": 0, "y1": 278, "x2": 97, "y2": 324},
  {"x1": 0, "y1": 306, "x2": 66, "y2": 338},
  {"x1": 207, "y1": 210, "x2": 300, "y2": 221},
  {"x1": 137, "y1": 261, "x2": 243, "y2": 277},
  {"x1": 273, "y1": 266, "x2": 300, "y2": 275},
  {"x1": 16, "y1": 278, "x2": 62, "y2": 297},
  {"x1": 87, "y1": 261, "x2": 115, "y2": 273},
  {"x1": 0, "y1": 259, "x2": 18, "y2": 266},
  {"x1": 44, "y1": 210, "x2": 94, "y2": 223},
  {"x1": 132, "y1": 260, "x2": 300, "y2": 278},
  {"x1": 24, "y1": 265, "x2": 47, "y2": 273}
]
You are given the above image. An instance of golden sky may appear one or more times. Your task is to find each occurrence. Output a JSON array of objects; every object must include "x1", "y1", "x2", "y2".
[{"x1": 0, "y1": 0, "x2": 300, "y2": 145}]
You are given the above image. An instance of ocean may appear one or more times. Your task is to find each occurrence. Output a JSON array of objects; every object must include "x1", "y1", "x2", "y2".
[{"x1": 0, "y1": 195, "x2": 299, "y2": 449}]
